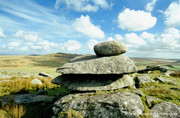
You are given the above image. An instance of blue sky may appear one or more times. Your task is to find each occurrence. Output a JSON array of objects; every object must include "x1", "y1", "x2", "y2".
[{"x1": 0, "y1": 0, "x2": 180, "y2": 59}]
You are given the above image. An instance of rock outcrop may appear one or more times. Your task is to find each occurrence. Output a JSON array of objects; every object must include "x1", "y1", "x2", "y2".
[
  {"x1": 51, "y1": 41, "x2": 142, "y2": 117},
  {"x1": 50, "y1": 41, "x2": 180, "y2": 118},
  {"x1": 53, "y1": 40, "x2": 137, "y2": 92},
  {"x1": 151, "y1": 101, "x2": 180, "y2": 118},
  {"x1": 52, "y1": 92, "x2": 144, "y2": 118}
]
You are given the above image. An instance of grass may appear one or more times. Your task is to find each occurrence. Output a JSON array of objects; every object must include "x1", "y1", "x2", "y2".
[
  {"x1": 1, "y1": 104, "x2": 26, "y2": 118},
  {"x1": 0, "y1": 76, "x2": 60, "y2": 97}
]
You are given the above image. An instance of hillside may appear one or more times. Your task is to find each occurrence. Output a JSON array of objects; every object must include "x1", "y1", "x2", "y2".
[
  {"x1": 0, "y1": 52, "x2": 81, "y2": 76},
  {"x1": 0, "y1": 53, "x2": 179, "y2": 73}
]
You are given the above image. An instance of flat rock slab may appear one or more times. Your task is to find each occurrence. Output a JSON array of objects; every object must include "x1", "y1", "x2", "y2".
[
  {"x1": 56, "y1": 55, "x2": 137, "y2": 74},
  {"x1": 137, "y1": 75, "x2": 155, "y2": 87},
  {"x1": 52, "y1": 75, "x2": 134, "y2": 91},
  {"x1": 154, "y1": 76, "x2": 176, "y2": 85},
  {"x1": 151, "y1": 101, "x2": 180, "y2": 118},
  {"x1": 52, "y1": 92, "x2": 144, "y2": 118},
  {"x1": 94, "y1": 41, "x2": 128, "y2": 57}
]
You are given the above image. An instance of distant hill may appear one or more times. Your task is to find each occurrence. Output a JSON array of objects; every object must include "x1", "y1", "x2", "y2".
[
  {"x1": 0, "y1": 52, "x2": 179, "y2": 71},
  {"x1": 0, "y1": 52, "x2": 81, "y2": 68}
]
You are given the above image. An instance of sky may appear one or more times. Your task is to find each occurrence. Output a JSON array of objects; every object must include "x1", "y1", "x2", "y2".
[{"x1": 0, "y1": 0, "x2": 180, "y2": 59}]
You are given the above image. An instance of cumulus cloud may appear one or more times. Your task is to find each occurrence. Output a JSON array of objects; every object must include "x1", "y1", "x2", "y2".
[
  {"x1": 60, "y1": 40, "x2": 81, "y2": 51},
  {"x1": 73, "y1": 15, "x2": 105, "y2": 39},
  {"x1": 87, "y1": 39, "x2": 99, "y2": 50},
  {"x1": 158, "y1": 28, "x2": 180, "y2": 47},
  {"x1": 0, "y1": 28, "x2": 6, "y2": 37},
  {"x1": 14, "y1": 30, "x2": 40, "y2": 42},
  {"x1": 124, "y1": 33, "x2": 147, "y2": 46},
  {"x1": 55, "y1": 0, "x2": 110, "y2": 12},
  {"x1": 107, "y1": 37, "x2": 115, "y2": 41},
  {"x1": 114, "y1": 28, "x2": 180, "y2": 55},
  {"x1": 140, "y1": 32, "x2": 155, "y2": 42},
  {"x1": 145, "y1": 0, "x2": 157, "y2": 12},
  {"x1": 7, "y1": 42, "x2": 21, "y2": 50},
  {"x1": 164, "y1": 1, "x2": 180, "y2": 27},
  {"x1": 118, "y1": 8, "x2": 157, "y2": 31},
  {"x1": 115, "y1": 34, "x2": 123, "y2": 40}
]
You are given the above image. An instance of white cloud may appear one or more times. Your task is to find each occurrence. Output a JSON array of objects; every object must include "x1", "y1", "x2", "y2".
[
  {"x1": 114, "y1": 28, "x2": 180, "y2": 57},
  {"x1": 73, "y1": 15, "x2": 105, "y2": 39},
  {"x1": 0, "y1": 28, "x2": 6, "y2": 37},
  {"x1": 7, "y1": 42, "x2": 21, "y2": 50},
  {"x1": 19, "y1": 47, "x2": 29, "y2": 51},
  {"x1": 164, "y1": 1, "x2": 180, "y2": 27},
  {"x1": 87, "y1": 39, "x2": 99, "y2": 50},
  {"x1": 14, "y1": 30, "x2": 40, "y2": 42},
  {"x1": 60, "y1": 40, "x2": 82, "y2": 51},
  {"x1": 124, "y1": 33, "x2": 147, "y2": 45},
  {"x1": 118, "y1": 8, "x2": 157, "y2": 31},
  {"x1": 140, "y1": 32, "x2": 155, "y2": 42},
  {"x1": 115, "y1": 34, "x2": 123, "y2": 40},
  {"x1": 55, "y1": 0, "x2": 110, "y2": 12},
  {"x1": 158, "y1": 28, "x2": 180, "y2": 47},
  {"x1": 145, "y1": 0, "x2": 157, "y2": 12},
  {"x1": 107, "y1": 37, "x2": 115, "y2": 41}
]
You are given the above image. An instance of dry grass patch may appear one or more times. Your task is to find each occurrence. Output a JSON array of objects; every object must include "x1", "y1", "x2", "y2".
[
  {"x1": 1, "y1": 104, "x2": 26, "y2": 118},
  {"x1": 0, "y1": 76, "x2": 59, "y2": 97}
]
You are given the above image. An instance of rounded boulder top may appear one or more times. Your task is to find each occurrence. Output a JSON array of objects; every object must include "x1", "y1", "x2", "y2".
[{"x1": 94, "y1": 41, "x2": 128, "y2": 57}]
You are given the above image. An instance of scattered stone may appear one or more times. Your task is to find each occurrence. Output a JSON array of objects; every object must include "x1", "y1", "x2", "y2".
[
  {"x1": 154, "y1": 76, "x2": 176, "y2": 85},
  {"x1": 151, "y1": 101, "x2": 180, "y2": 118},
  {"x1": 131, "y1": 89, "x2": 143, "y2": 96},
  {"x1": 162, "y1": 71, "x2": 174, "y2": 76},
  {"x1": 0, "y1": 74, "x2": 12, "y2": 79},
  {"x1": 137, "y1": 69, "x2": 149, "y2": 74},
  {"x1": 56, "y1": 55, "x2": 138, "y2": 74},
  {"x1": 30, "y1": 78, "x2": 42, "y2": 85},
  {"x1": 146, "y1": 65, "x2": 168, "y2": 72},
  {"x1": 21, "y1": 74, "x2": 30, "y2": 78},
  {"x1": 39, "y1": 72, "x2": 51, "y2": 77},
  {"x1": 165, "y1": 65, "x2": 174, "y2": 68},
  {"x1": 145, "y1": 96, "x2": 159, "y2": 107},
  {"x1": 1, "y1": 94, "x2": 55, "y2": 105},
  {"x1": 137, "y1": 75, "x2": 155, "y2": 87},
  {"x1": 94, "y1": 41, "x2": 128, "y2": 57},
  {"x1": 52, "y1": 92, "x2": 144, "y2": 118},
  {"x1": 52, "y1": 75, "x2": 134, "y2": 91}
]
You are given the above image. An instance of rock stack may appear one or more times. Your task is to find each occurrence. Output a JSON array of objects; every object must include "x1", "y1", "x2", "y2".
[{"x1": 52, "y1": 41, "x2": 138, "y2": 91}]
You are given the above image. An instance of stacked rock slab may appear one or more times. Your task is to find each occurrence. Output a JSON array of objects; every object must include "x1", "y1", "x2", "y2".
[{"x1": 52, "y1": 41, "x2": 138, "y2": 91}]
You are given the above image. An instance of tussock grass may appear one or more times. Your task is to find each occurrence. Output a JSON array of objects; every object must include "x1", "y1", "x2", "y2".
[
  {"x1": 1, "y1": 104, "x2": 26, "y2": 118},
  {"x1": 0, "y1": 76, "x2": 59, "y2": 97},
  {"x1": 138, "y1": 96, "x2": 153, "y2": 118},
  {"x1": 140, "y1": 82, "x2": 180, "y2": 105}
]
